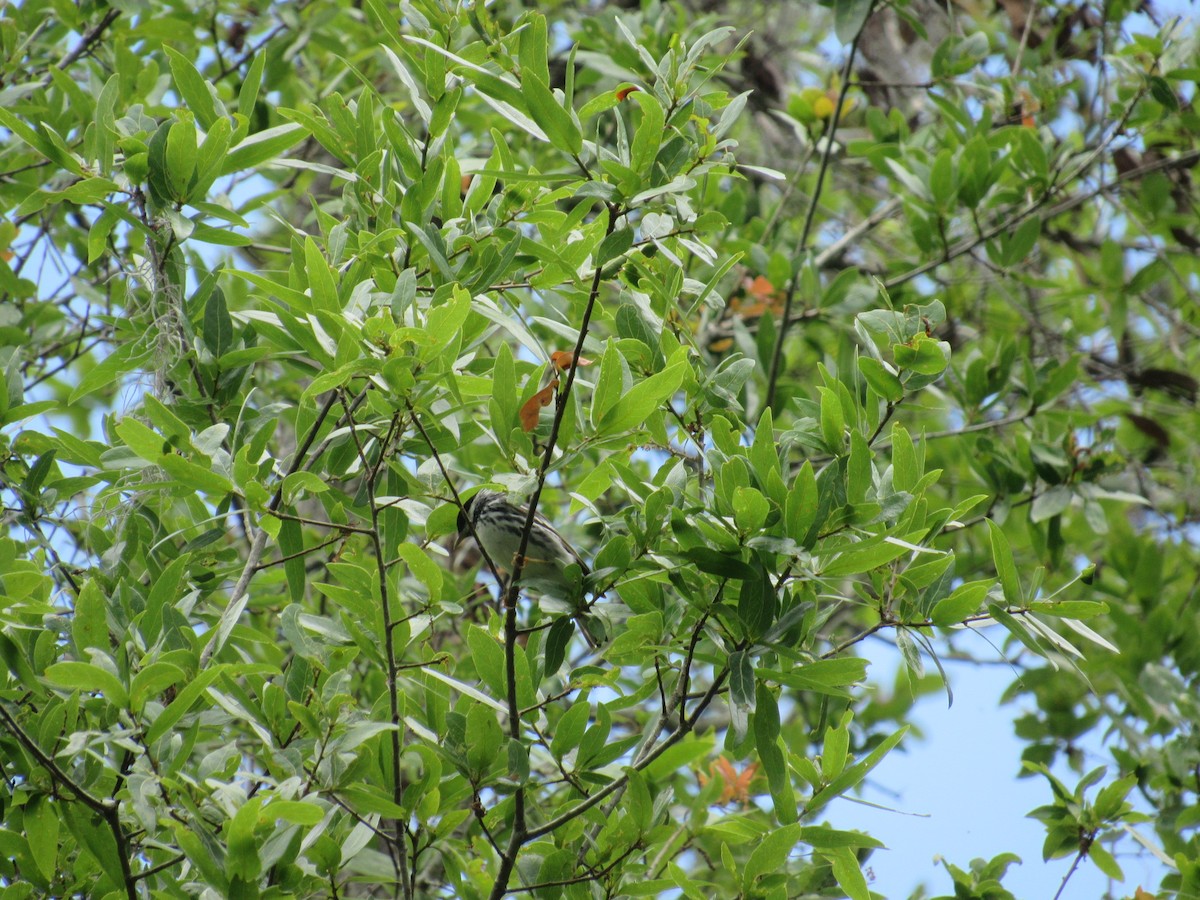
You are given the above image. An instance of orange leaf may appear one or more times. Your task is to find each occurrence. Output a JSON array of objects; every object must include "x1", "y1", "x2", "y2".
[
  {"x1": 702, "y1": 757, "x2": 759, "y2": 805},
  {"x1": 616, "y1": 85, "x2": 642, "y2": 101},
  {"x1": 519, "y1": 379, "x2": 558, "y2": 432},
  {"x1": 550, "y1": 350, "x2": 593, "y2": 370},
  {"x1": 744, "y1": 275, "x2": 776, "y2": 299}
]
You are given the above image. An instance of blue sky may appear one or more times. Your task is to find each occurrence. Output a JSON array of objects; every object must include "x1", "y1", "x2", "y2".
[{"x1": 822, "y1": 640, "x2": 1168, "y2": 898}]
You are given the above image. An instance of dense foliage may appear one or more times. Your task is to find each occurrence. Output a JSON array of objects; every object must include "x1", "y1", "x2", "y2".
[{"x1": 1, "y1": 0, "x2": 1198, "y2": 897}]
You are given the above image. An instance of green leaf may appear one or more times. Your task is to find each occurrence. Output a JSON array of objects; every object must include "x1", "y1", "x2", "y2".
[
  {"x1": 237, "y1": 51, "x2": 267, "y2": 128},
  {"x1": 220, "y1": 123, "x2": 307, "y2": 176},
  {"x1": 23, "y1": 794, "x2": 59, "y2": 882},
  {"x1": 762, "y1": 657, "x2": 868, "y2": 694},
  {"x1": 754, "y1": 681, "x2": 796, "y2": 823},
  {"x1": 466, "y1": 624, "x2": 506, "y2": 699},
  {"x1": 818, "y1": 386, "x2": 844, "y2": 452},
  {"x1": 72, "y1": 579, "x2": 108, "y2": 656},
  {"x1": 1002, "y1": 215, "x2": 1042, "y2": 267},
  {"x1": 93, "y1": 73, "x2": 119, "y2": 173},
  {"x1": 1029, "y1": 600, "x2": 1109, "y2": 619},
  {"x1": 303, "y1": 236, "x2": 340, "y2": 313},
  {"x1": 142, "y1": 555, "x2": 190, "y2": 643},
  {"x1": 44, "y1": 661, "x2": 128, "y2": 708},
  {"x1": 681, "y1": 546, "x2": 756, "y2": 580},
  {"x1": 987, "y1": 520, "x2": 1022, "y2": 606},
  {"x1": 591, "y1": 339, "x2": 627, "y2": 426},
  {"x1": 87, "y1": 204, "x2": 121, "y2": 264},
  {"x1": 145, "y1": 667, "x2": 226, "y2": 745},
  {"x1": 1087, "y1": 841, "x2": 1124, "y2": 881},
  {"x1": 930, "y1": 149, "x2": 956, "y2": 208},
  {"x1": 397, "y1": 542, "x2": 444, "y2": 598},
  {"x1": 278, "y1": 516, "x2": 306, "y2": 605},
  {"x1": 550, "y1": 697, "x2": 592, "y2": 760},
  {"x1": 846, "y1": 430, "x2": 872, "y2": 505},
  {"x1": 543, "y1": 616, "x2": 573, "y2": 675},
  {"x1": 465, "y1": 703, "x2": 503, "y2": 777},
  {"x1": 517, "y1": 13, "x2": 551, "y2": 83},
  {"x1": 226, "y1": 796, "x2": 264, "y2": 879},
  {"x1": 893, "y1": 333, "x2": 950, "y2": 376},
  {"x1": 596, "y1": 359, "x2": 686, "y2": 436},
  {"x1": 192, "y1": 115, "x2": 233, "y2": 199},
  {"x1": 786, "y1": 460, "x2": 818, "y2": 543},
  {"x1": 858, "y1": 357, "x2": 904, "y2": 403},
  {"x1": 799, "y1": 826, "x2": 884, "y2": 850},
  {"x1": 146, "y1": 120, "x2": 174, "y2": 205},
  {"x1": 822, "y1": 713, "x2": 851, "y2": 780},
  {"x1": 826, "y1": 846, "x2": 870, "y2": 900},
  {"x1": 130, "y1": 662, "x2": 187, "y2": 713},
  {"x1": 1094, "y1": 773, "x2": 1136, "y2": 820},
  {"x1": 0, "y1": 108, "x2": 83, "y2": 174},
  {"x1": 821, "y1": 536, "x2": 914, "y2": 577},
  {"x1": 743, "y1": 823, "x2": 802, "y2": 891},
  {"x1": 890, "y1": 423, "x2": 919, "y2": 493},
  {"x1": 62, "y1": 804, "x2": 124, "y2": 888},
  {"x1": 834, "y1": 0, "x2": 875, "y2": 43},
  {"x1": 630, "y1": 90, "x2": 666, "y2": 177},
  {"x1": 203, "y1": 287, "x2": 234, "y2": 358},
  {"x1": 809, "y1": 726, "x2": 908, "y2": 813},
  {"x1": 165, "y1": 46, "x2": 219, "y2": 129},
  {"x1": 522, "y1": 70, "x2": 582, "y2": 155},
  {"x1": 733, "y1": 486, "x2": 769, "y2": 534},
  {"x1": 264, "y1": 800, "x2": 325, "y2": 826},
  {"x1": 930, "y1": 579, "x2": 992, "y2": 626},
  {"x1": 729, "y1": 649, "x2": 755, "y2": 711},
  {"x1": 596, "y1": 226, "x2": 633, "y2": 266}
]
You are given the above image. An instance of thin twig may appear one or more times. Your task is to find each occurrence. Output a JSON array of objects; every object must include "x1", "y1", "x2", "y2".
[
  {"x1": 341, "y1": 397, "x2": 412, "y2": 898},
  {"x1": 0, "y1": 705, "x2": 138, "y2": 899},
  {"x1": 1051, "y1": 841, "x2": 1092, "y2": 900},
  {"x1": 49, "y1": 8, "x2": 121, "y2": 82},
  {"x1": 200, "y1": 389, "x2": 360, "y2": 666},
  {"x1": 885, "y1": 102, "x2": 1194, "y2": 290},
  {"x1": 526, "y1": 661, "x2": 731, "y2": 842},
  {"x1": 764, "y1": 7, "x2": 873, "y2": 410}
]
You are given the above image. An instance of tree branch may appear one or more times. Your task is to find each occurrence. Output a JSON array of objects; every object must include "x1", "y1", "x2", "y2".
[{"x1": 487, "y1": 200, "x2": 622, "y2": 900}]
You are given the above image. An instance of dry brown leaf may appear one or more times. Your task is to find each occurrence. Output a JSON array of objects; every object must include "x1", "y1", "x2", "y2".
[
  {"x1": 550, "y1": 350, "x2": 593, "y2": 370},
  {"x1": 519, "y1": 379, "x2": 558, "y2": 432}
]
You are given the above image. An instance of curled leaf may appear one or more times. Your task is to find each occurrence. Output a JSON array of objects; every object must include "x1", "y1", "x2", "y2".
[
  {"x1": 519, "y1": 378, "x2": 558, "y2": 432},
  {"x1": 616, "y1": 85, "x2": 642, "y2": 101},
  {"x1": 550, "y1": 350, "x2": 593, "y2": 370}
]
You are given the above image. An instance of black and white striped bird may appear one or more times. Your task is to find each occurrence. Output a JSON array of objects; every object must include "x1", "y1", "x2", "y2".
[{"x1": 456, "y1": 488, "x2": 602, "y2": 646}]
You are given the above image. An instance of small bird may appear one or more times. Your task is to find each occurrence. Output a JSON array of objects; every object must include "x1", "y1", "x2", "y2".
[{"x1": 456, "y1": 488, "x2": 601, "y2": 646}]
